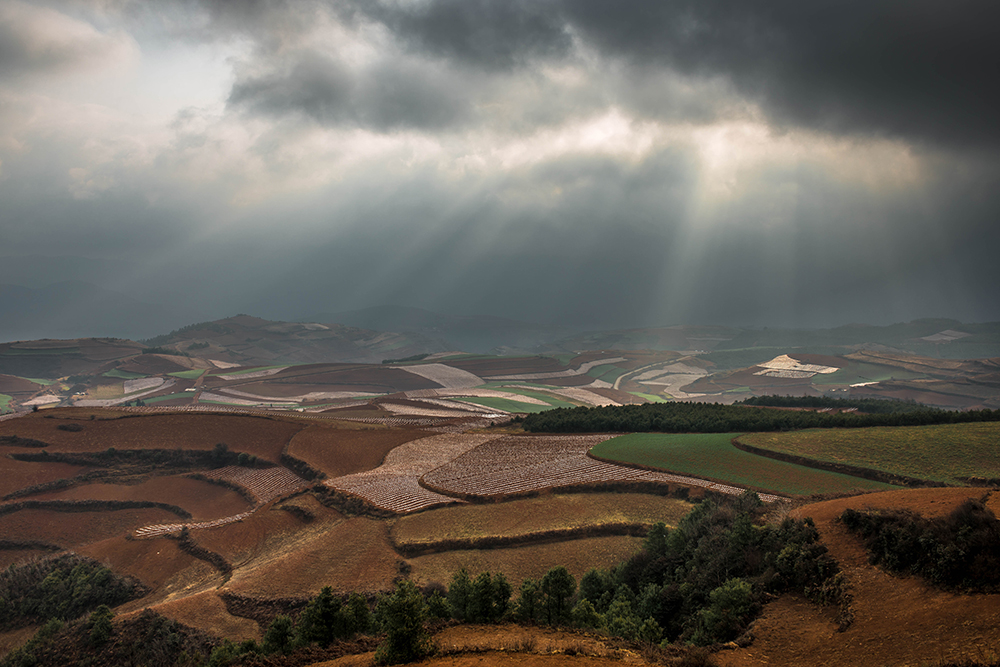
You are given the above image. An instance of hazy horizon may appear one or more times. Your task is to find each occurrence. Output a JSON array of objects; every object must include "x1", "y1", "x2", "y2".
[{"x1": 2, "y1": 1, "x2": 999, "y2": 339}]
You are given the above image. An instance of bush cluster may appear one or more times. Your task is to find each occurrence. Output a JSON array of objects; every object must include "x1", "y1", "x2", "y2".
[{"x1": 841, "y1": 499, "x2": 1000, "y2": 591}]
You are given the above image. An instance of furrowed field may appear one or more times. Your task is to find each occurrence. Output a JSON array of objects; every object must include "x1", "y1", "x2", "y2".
[
  {"x1": 590, "y1": 432, "x2": 898, "y2": 496},
  {"x1": 736, "y1": 421, "x2": 1000, "y2": 485}
]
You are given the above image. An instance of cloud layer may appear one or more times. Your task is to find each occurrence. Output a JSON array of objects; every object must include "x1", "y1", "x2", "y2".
[{"x1": 1, "y1": 0, "x2": 998, "y2": 337}]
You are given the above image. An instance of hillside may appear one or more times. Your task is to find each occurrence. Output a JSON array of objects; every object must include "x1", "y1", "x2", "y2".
[{"x1": 141, "y1": 314, "x2": 447, "y2": 365}]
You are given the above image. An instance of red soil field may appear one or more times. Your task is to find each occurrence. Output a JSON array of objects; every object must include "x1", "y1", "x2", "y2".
[
  {"x1": 0, "y1": 410, "x2": 306, "y2": 462},
  {"x1": 223, "y1": 517, "x2": 399, "y2": 597},
  {"x1": 0, "y1": 457, "x2": 87, "y2": 498},
  {"x1": 852, "y1": 385, "x2": 981, "y2": 409},
  {"x1": 118, "y1": 354, "x2": 193, "y2": 375},
  {"x1": 719, "y1": 487, "x2": 1000, "y2": 667},
  {"x1": 194, "y1": 494, "x2": 342, "y2": 566},
  {"x1": 80, "y1": 533, "x2": 208, "y2": 592},
  {"x1": 30, "y1": 476, "x2": 252, "y2": 521},
  {"x1": 152, "y1": 590, "x2": 261, "y2": 641},
  {"x1": 0, "y1": 374, "x2": 41, "y2": 394},
  {"x1": 0, "y1": 549, "x2": 54, "y2": 569},
  {"x1": 288, "y1": 424, "x2": 427, "y2": 478},
  {"x1": 0, "y1": 507, "x2": 180, "y2": 549},
  {"x1": 533, "y1": 375, "x2": 601, "y2": 388}
]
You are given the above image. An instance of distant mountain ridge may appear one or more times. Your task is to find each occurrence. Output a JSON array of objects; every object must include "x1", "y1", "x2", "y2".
[
  {"x1": 303, "y1": 305, "x2": 576, "y2": 354},
  {"x1": 142, "y1": 314, "x2": 446, "y2": 365}
]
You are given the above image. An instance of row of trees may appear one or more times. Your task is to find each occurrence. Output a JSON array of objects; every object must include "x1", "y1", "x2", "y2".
[{"x1": 521, "y1": 398, "x2": 1000, "y2": 433}]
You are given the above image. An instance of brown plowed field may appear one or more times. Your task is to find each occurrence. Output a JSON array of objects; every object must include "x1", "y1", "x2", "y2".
[
  {"x1": 0, "y1": 457, "x2": 87, "y2": 497},
  {"x1": 288, "y1": 425, "x2": 427, "y2": 478},
  {"x1": 0, "y1": 374, "x2": 41, "y2": 394},
  {"x1": 0, "y1": 507, "x2": 181, "y2": 549},
  {"x1": 408, "y1": 535, "x2": 644, "y2": 589},
  {"x1": 0, "y1": 548, "x2": 55, "y2": 569},
  {"x1": 0, "y1": 411, "x2": 306, "y2": 462},
  {"x1": 718, "y1": 487, "x2": 1000, "y2": 667},
  {"x1": 80, "y1": 533, "x2": 206, "y2": 591},
  {"x1": 30, "y1": 476, "x2": 252, "y2": 521},
  {"x1": 118, "y1": 354, "x2": 193, "y2": 375},
  {"x1": 223, "y1": 517, "x2": 399, "y2": 597},
  {"x1": 192, "y1": 500, "x2": 333, "y2": 566},
  {"x1": 247, "y1": 366, "x2": 441, "y2": 393},
  {"x1": 391, "y1": 494, "x2": 691, "y2": 549},
  {"x1": 152, "y1": 590, "x2": 261, "y2": 641}
]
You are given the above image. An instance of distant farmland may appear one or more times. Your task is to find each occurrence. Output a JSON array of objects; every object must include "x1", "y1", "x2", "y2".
[
  {"x1": 590, "y1": 433, "x2": 897, "y2": 496},
  {"x1": 736, "y1": 422, "x2": 1000, "y2": 485}
]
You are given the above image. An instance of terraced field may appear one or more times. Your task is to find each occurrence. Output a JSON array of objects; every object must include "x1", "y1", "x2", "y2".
[
  {"x1": 422, "y1": 435, "x2": 782, "y2": 501},
  {"x1": 324, "y1": 433, "x2": 494, "y2": 512},
  {"x1": 737, "y1": 422, "x2": 1000, "y2": 485},
  {"x1": 591, "y1": 433, "x2": 898, "y2": 497},
  {"x1": 391, "y1": 493, "x2": 692, "y2": 550}
]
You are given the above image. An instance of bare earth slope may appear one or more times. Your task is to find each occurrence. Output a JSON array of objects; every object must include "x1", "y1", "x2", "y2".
[{"x1": 718, "y1": 487, "x2": 1000, "y2": 667}]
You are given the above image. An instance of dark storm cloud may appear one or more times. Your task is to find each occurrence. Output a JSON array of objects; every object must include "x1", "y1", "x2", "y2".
[
  {"x1": 362, "y1": 0, "x2": 572, "y2": 71},
  {"x1": 228, "y1": 51, "x2": 471, "y2": 129},
  {"x1": 346, "y1": 0, "x2": 1000, "y2": 150}
]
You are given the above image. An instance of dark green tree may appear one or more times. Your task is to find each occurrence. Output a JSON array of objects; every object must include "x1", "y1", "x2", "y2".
[
  {"x1": 375, "y1": 580, "x2": 433, "y2": 665},
  {"x1": 262, "y1": 615, "x2": 294, "y2": 655},
  {"x1": 540, "y1": 566, "x2": 576, "y2": 626},
  {"x1": 88, "y1": 605, "x2": 113, "y2": 646}
]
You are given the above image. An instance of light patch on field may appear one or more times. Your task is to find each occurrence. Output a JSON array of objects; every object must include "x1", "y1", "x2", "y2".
[
  {"x1": 639, "y1": 374, "x2": 707, "y2": 399},
  {"x1": 197, "y1": 391, "x2": 294, "y2": 407},
  {"x1": 634, "y1": 363, "x2": 707, "y2": 381},
  {"x1": 218, "y1": 388, "x2": 382, "y2": 402},
  {"x1": 74, "y1": 379, "x2": 177, "y2": 406},
  {"x1": 396, "y1": 363, "x2": 483, "y2": 389},
  {"x1": 378, "y1": 401, "x2": 486, "y2": 418},
  {"x1": 325, "y1": 433, "x2": 495, "y2": 512},
  {"x1": 486, "y1": 357, "x2": 627, "y2": 381},
  {"x1": 756, "y1": 354, "x2": 839, "y2": 375},
  {"x1": 216, "y1": 367, "x2": 289, "y2": 381},
  {"x1": 21, "y1": 395, "x2": 63, "y2": 406},
  {"x1": 506, "y1": 384, "x2": 618, "y2": 407},
  {"x1": 124, "y1": 377, "x2": 165, "y2": 394},
  {"x1": 753, "y1": 369, "x2": 816, "y2": 379},
  {"x1": 406, "y1": 388, "x2": 551, "y2": 406},
  {"x1": 919, "y1": 329, "x2": 971, "y2": 343},
  {"x1": 210, "y1": 359, "x2": 241, "y2": 369}
]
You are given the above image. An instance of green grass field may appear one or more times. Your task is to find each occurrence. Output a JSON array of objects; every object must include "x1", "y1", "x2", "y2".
[
  {"x1": 141, "y1": 392, "x2": 194, "y2": 404},
  {"x1": 20, "y1": 377, "x2": 56, "y2": 386},
  {"x1": 168, "y1": 369, "x2": 206, "y2": 379},
  {"x1": 102, "y1": 369, "x2": 148, "y2": 380},
  {"x1": 0, "y1": 394, "x2": 12, "y2": 413},
  {"x1": 591, "y1": 432, "x2": 897, "y2": 496},
  {"x1": 497, "y1": 388, "x2": 578, "y2": 408},
  {"x1": 737, "y1": 422, "x2": 1000, "y2": 485},
  {"x1": 589, "y1": 365, "x2": 629, "y2": 383},
  {"x1": 631, "y1": 392, "x2": 669, "y2": 403}
]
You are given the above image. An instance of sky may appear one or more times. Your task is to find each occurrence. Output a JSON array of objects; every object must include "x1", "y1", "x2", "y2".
[{"x1": 1, "y1": 0, "x2": 999, "y2": 338}]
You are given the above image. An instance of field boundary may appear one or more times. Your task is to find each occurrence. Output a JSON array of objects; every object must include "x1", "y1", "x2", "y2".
[
  {"x1": 0, "y1": 498, "x2": 192, "y2": 519},
  {"x1": 582, "y1": 451, "x2": 787, "y2": 502},
  {"x1": 392, "y1": 521, "x2": 651, "y2": 556},
  {"x1": 730, "y1": 436, "x2": 945, "y2": 488}
]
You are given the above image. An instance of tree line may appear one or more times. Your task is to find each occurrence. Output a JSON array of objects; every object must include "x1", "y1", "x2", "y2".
[{"x1": 521, "y1": 397, "x2": 1000, "y2": 433}]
